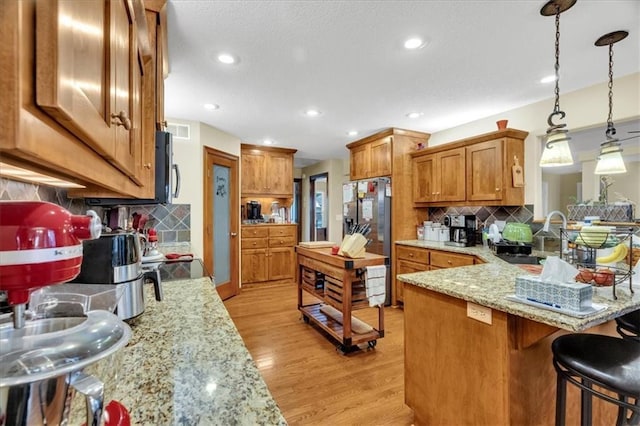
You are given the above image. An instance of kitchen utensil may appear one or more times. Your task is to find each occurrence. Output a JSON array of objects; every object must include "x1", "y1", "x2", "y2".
[
  {"x1": 165, "y1": 253, "x2": 194, "y2": 260},
  {"x1": 0, "y1": 201, "x2": 102, "y2": 328},
  {"x1": 501, "y1": 222, "x2": 533, "y2": 243},
  {"x1": 0, "y1": 310, "x2": 131, "y2": 426}
]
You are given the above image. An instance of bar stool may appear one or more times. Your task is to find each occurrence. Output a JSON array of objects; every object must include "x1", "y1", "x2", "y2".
[
  {"x1": 552, "y1": 333, "x2": 640, "y2": 426},
  {"x1": 616, "y1": 310, "x2": 640, "y2": 342}
]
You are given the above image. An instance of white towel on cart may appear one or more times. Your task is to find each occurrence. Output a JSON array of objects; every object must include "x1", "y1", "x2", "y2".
[{"x1": 365, "y1": 265, "x2": 386, "y2": 307}]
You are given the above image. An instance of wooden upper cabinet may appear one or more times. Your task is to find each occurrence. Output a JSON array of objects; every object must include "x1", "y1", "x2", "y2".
[
  {"x1": 35, "y1": 0, "x2": 113, "y2": 159},
  {"x1": 413, "y1": 148, "x2": 465, "y2": 203},
  {"x1": 241, "y1": 144, "x2": 297, "y2": 197},
  {"x1": 348, "y1": 136, "x2": 392, "y2": 180},
  {"x1": 267, "y1": 151, "x2": 293, "y2": 195},
  {"x1": 241, "y1": 149, "x2": 268, "y2": 194},
  {"x1": 35, "y1": 0, "x2": 141, "y2": 182},
  {"x1": 2, "y1": 0, "x2": 163, "y2": 198},
  {"x1": 412, "y1": 129, "x2": 527, "y2": 206},
  {"x1": 369, "y1": 137, "x2": 392, "y2": 177},
  {"x1": 349, "y1": 144, "x2": 370, "y2": 180},
  {"x1": 466, "y1": 139, "x2": 503, "y2": 202}
]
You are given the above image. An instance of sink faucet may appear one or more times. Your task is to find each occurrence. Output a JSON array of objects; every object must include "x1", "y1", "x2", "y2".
[{"x1": 543, "y1": 210, "x2": 568, "y2": 254}]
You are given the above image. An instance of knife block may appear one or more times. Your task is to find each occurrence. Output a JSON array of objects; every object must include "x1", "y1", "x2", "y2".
[{"x1": 338, "y1": 233, "x2": 367, "y2": 258}]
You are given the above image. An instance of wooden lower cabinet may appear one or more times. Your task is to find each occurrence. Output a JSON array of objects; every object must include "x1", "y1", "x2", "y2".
[
  {"x1": 241, "y1": 225, "x2": 297, "y2": 284},
  {"x1": 394, "y1": 244, "x2": 479, "y2": 304}
]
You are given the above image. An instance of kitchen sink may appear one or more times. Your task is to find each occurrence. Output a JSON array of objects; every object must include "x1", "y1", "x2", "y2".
[{"x1": 495, "y1": 253, "x2": 543, "y2": 265}]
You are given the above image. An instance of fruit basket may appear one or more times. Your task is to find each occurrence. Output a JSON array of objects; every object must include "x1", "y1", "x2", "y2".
[{"x1": 561, "y1": 226, "x2": 637, "y2": 300}]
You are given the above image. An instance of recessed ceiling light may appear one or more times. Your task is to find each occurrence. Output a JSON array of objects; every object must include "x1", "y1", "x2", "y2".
[
  {"x1": 304, "y1": 109, "x2": 322, "y2": 117},
  {"x1": 204, "y1": 103, "x2": 219, "y2": 111},
  {"x1": 404, "y1": 37, "x2": 426, "y2": 50},
  {"x1": 406, "y1": 112, "x2": 424, "y2": 119},
  {"x1": 217, "y1": 53, "x2": 237, "y2": 64},
  {"x1": 263, "y1": 139, "x2": 275, "y2": 145},
  {"x1": 347, "y1": 130, "x2": 358, "y2": 137},
  {"x1": 540, "y1": 75, "x2": 557, "y2": 84}
]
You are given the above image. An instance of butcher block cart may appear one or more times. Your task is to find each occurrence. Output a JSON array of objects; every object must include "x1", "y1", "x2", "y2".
[{"x1": 295, "y1": 246, "x2": 387, "y2": 353}]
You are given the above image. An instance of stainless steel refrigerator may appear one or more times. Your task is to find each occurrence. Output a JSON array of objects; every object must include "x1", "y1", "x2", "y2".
[{"x1": 342, "y1": 177, "x2": 392, "y2": 305}]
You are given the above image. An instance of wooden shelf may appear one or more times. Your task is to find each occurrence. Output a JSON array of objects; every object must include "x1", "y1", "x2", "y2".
[{"x1": 299, "y1": 304, "x2": 381, "y2": 347}]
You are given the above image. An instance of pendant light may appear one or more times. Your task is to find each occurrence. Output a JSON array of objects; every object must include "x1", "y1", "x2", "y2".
[
  {"x1": 594, "y1": 30, "x2": 628, "y2": 175},
  {"x1": 539, "y1": 0, "x2": 576, "y2": 168}
]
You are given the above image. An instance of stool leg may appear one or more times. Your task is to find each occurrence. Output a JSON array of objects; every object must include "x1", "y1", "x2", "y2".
[
  {"x1": 581, "y1": 378, "x2": 593, "y2": 426},
  {"x1": 616, "y1": 395, "x2": 627, "y2": 426},
  {"x1": 629, "y1": 397, "x2": 640, "y2": 426},
  {"x1": 556, "y1": 372, "x2": 567, "y2": 426}
]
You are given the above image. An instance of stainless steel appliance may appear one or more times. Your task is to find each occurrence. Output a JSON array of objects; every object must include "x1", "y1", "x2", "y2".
[
  {"x1": 86, "y1": 130, "x2": 180, "y2": 205},
  {"x1": 72, "y1": 231, "x2": 161, "y2": 320},
  {"x1": 444, "y1": 214, "x2": 477, "y2": 247},
  {"x1": 247, "y1": 200, "x2": 262, "y2": 220},
  {"x1": 342, "y1": 177, "x2": 392, "y2": 305}
]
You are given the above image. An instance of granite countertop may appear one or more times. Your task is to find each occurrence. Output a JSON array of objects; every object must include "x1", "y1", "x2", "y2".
[
  {"x1": 111, "y1": 278, "x2": 286, "y2": 425},
  {"x1": 395, "y1": 240, "x2": 640, "y2": 332}
]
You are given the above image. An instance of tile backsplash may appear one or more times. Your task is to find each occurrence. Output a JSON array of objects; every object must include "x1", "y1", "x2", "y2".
[
  {"x1": 429, "y1": 204, "x2": 536, "y2": 230},
  {"x1": 0, "y1": 178, "x2": 191, "y2": 244}
]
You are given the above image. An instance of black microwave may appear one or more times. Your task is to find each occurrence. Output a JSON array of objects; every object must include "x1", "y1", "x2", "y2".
[{"x1": 86, "y1": 131, "x2": 180, "y2": 206}]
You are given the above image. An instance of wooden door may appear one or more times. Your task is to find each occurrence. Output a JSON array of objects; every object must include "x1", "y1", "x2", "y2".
[
  {"x1": 369, "y1": 137, "x2": 392, "y2": 177},
  {"x1": 204, "y1": 147, "x2": 240, "y2": 300},
  {"x1": 269, "y1": 247, "x2": 295, "y2": 280},
  {"x1": 267, "y1": 152, "x2": 292, "y2": 195},
  {"x1": 437, "y1": 148, "x2": 466, "y2": 201},
  {"x1": 35, "y1": 0, "x2": 114, "y2": 159},
  {"x1": 349, "y1": 144, "x2": 370, "y2": 180},
  {"x1": 413, "y1": 153, "x2": 437, "y2": 202},
  {"x1": 110, "y1": 0, "x2": 139, "y2": 182},
  {"x1": 466, "y1": 139, "x2": 503, "y2": 201},
  {"x1": 241, "y1": 149, "x2": 267, "y2": 194},
  {"x1": 241, "y1": 249, "x2": 269, "y2": 283}
]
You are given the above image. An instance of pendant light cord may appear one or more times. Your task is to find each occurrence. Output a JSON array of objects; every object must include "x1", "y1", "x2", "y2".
[
  {"x1": 605, "y1": 43, "x2": 616, "y2": 140},
  {"x1": 547, "y1": 5, "x2": 567, "y2": 129}
]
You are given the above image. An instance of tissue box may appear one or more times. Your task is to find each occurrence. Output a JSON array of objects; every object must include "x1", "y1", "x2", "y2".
[{"x1": 515, "y1": 275, "x2": 593, "y2": 311}]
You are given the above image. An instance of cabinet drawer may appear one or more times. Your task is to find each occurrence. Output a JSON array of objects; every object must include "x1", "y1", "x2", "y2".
[
  {"x1": 242, "y1": 238, "x2": 268, "y2": 249},
  {"x1": 269, "y1": 225, "x2": 296, "y2": 238},
  {"x1": 241, "y1": 227, "x2": 269, "y2": 238},
  {"x1": 430, "y1": 250, "x2": 475, "y2": 268},
  {"x1": 269, "y1": 237, "x2": 296, "y2": 248},
  {"x1": 396, "y1": 245, "x2": 429, "y2": 265}
]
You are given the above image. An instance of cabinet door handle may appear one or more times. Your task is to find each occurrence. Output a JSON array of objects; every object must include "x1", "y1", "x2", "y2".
[
  {"x1": 409, "y1": 253, "x2": 414, "y2": 257},
  {"x1": 231, "y1": 232, "x2": 238, "y2": 237},
  {"x1": 495, "y1": 188, "x2": 501, "y2": 191},
  {"x1": 111, "y1": 111, "x2": 132, "y2": 130},
  {"x1": 144, "y1": 163, "x2": 152, "y2": 169}
]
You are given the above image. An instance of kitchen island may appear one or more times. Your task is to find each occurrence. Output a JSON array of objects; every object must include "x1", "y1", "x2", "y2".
[
  {"x1": 108, "y1": 277, "x2": 286, "y2": 425},
  {"x1": 396, "y1": 240, "x2": 639, "y2": 426}
]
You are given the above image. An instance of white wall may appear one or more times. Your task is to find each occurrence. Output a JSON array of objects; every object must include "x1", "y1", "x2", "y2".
[
  {"x1": 300, "y1": 158, "x2": 349, "y2": 243},
  {"x1": 168, "y1": 118, "x2": 241, "y2": 257},
  {"x1": 425, "y1": 72, "x2": 640, "y2": 219}
]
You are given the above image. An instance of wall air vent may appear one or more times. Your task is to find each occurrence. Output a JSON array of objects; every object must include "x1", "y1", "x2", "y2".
[{"x1": 166, "y1": 123, "x2": 190, "y2": 140}]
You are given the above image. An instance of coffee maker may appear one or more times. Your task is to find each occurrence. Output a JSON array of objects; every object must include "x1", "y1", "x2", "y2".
[
  {"x1": 444, "y1": 214, "x2": 477, "y2": 247},
  {"x1": 247, "y1": 201, "x2": 262, "y2": 221}
]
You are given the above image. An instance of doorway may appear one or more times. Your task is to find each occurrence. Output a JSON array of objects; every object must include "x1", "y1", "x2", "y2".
[
  {"x1": 204, "y1": 147, "x2": 239, "y2": 300},
  {"x1": 309, "y1": 173, "x2": 328, "y2": 241},
  {"x1": 292, "y1": 178, "x2": 302, "y2": 242}
]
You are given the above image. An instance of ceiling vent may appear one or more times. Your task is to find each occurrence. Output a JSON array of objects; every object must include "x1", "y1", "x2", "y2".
[{"x1": 166, "y1": 123, "x2": 190, "y2": 140}]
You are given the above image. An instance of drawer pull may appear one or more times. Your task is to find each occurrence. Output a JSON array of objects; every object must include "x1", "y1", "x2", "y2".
[
  {"x1": 447, "y1": 260, "x2": 452, "y2": 265},
  {"x1": 409, "y1": 253, "x2": 414, "y2": 257}
]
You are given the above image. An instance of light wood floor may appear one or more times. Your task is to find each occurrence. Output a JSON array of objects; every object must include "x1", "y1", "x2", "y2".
[{"x1": 224, "y1": 282, "x2": 414, "y2": 426}]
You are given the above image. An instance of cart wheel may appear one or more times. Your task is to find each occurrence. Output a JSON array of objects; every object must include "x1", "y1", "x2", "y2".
[
  {"x1": 368, "y1": 340, "x2": 377, "y2": 349},
  {"x1": 336, "y1": 344, "x2": 347, "y2": 354},
  {"x1": 302, "y1": 315, "x2": 309, "y2": 324}
]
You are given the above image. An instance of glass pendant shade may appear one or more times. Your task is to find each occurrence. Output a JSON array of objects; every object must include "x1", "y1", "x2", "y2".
[
  {"x1": 539, "y1": 131, "x2": 573, "y2": 167},
  {"x1": 594, "y1": 146, "x2": 626, "y2": 174}
]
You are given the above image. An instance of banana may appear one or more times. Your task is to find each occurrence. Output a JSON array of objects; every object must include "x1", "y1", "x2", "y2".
[{"x1": 596, "y1": 243, "x2": 628, "y2": 264}]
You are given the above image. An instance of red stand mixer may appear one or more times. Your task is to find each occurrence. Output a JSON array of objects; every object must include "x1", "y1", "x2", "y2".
[
  {"x1": 0, "y1": 201, "x2": 101, "y2": 328},
  {"x1": 0, "y1": 201, "x2": 133, "y2": 425}
]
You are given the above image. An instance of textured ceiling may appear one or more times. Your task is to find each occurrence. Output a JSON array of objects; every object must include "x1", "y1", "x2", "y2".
[{"x1": 164, "y1": 1, "x2": 640, "y2": 166}]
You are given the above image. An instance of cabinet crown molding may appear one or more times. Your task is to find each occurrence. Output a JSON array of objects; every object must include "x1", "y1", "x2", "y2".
[
  {"x1": 411, "y1": 128, "x2": 529, "y2": 158},
  {"x1": 346, "y1": 127, "x2": 430, "y2": 149},
  {"x1": 241, "y1": 143, "x2": 297, "y2": 154}
]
